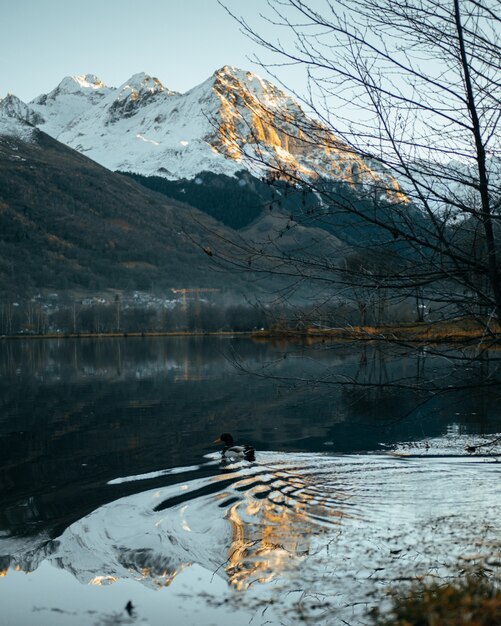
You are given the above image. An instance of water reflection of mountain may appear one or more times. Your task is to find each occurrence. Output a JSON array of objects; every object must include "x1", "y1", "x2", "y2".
[
  {"x1": 1, "y1": 455, "x2": 350, "y2": 590},
  {"x1": 0, "y1": 337, "x2": 500, "y2": 546},
  {"x1": 1, "y1": 452, "x2": 499, "y2": 622}
]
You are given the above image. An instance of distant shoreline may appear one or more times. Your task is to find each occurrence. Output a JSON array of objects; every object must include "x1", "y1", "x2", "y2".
[
  {"x1": 1, "y1": 318, "x2": 500, "y2": 344},
  {"x1": 0, "y1": 330, "x2": 253, "y2": 341}
]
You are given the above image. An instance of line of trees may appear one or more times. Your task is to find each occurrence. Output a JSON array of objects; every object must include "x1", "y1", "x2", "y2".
[
  {"x1": 0, "y1": 301, "x2": 271, "y2": 335},
  {"x1": 0, "y1": 296, "x2": 429, "y2": 336}
]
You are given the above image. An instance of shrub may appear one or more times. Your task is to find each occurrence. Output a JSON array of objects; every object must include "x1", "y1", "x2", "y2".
[{"x1": 372, "y1": 575, "x2": 501, "y2": 626}]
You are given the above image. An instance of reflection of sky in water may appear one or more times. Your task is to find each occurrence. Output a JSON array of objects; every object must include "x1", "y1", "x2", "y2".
[
  {"x1": 1, "y1": 452, "x2": 500, "y2": 625},
  {"x1": 1, "y1": 338, "x2": 500, "y2": 625}
]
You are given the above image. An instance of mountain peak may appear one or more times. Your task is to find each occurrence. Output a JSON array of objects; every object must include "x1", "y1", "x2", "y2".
[
  {"x1": 0, "y1": 93, "x2": 24, "y2": 110},
  {"x1": 106, "y1": 73, "x2": 176, "y2": 123},
  {"x1": 213, "y1": 65, "x2": 268, "y2": 89},
  {"x1": 0, "y1": 96, "x2": 37, "y2": 141},
  {"x1": 54, "y1": 74, "x2": 107, "y2": 94},
  {"x1": 29, "y1": 74, "x2": 110, "y2": 109},
  {"x1": 0, "y1": 93, "x2": 44, "y2": 126},
  {"x1": 71, "y1": 74, "x2": 106, "y2": 89},
  {"x1": 24, "y1": 67, "x2": 399, "y2": 193},
  {"x1": 118, "y1": 72, "x2": 171, "y2": 95},
  {"x1": 214, "y1": 65, "x2": 250, "y2": 79},
  {"x1": 211, "y1": 65, "x2": 290, "y2": 110}
]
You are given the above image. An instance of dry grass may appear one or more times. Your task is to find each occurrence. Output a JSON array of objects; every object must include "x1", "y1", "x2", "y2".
[
  {"x1": 253, "y1": 318, "x2": 501, "y2": 345},
  {"x1": 371, "y1": 576, "x2": 501, "y2": 626}
]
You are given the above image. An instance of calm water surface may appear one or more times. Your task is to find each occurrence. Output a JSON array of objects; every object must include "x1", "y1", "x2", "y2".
[{"x1": 0, "y1": 337, "x2": 500, "y2": 625}]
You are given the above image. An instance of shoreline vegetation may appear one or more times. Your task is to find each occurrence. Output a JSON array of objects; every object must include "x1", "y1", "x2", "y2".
[
  {"x1": 2, "y1": 318, "x2": 500, "y2": 344},
  {"x1": 253, "y1": 317, "x2": 501, "y2": 344},
  {"x1": 371, "y1": 575, "x2": 501, "y2": 626}
]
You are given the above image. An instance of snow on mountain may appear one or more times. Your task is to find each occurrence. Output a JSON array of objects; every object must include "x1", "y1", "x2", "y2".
[
  {"x1": 9, "y1": 66, "x2": 402, "y2": 194},
  {"x1": 29, "y1": 73, "x2": 114, "y2": 135},
  {"x1": 0, "y1": 94, "x2": 43, "y2": 126},
  {"x1": 0, "y1": 95, "x2": 38, "y2": 141}
]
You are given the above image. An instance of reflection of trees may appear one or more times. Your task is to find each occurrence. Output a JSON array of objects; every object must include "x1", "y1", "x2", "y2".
[
  {"x1": 1, "y1": 338, "x2": 500, "y2": 546},
  {"x1": 0, "y1": 338, "x2": 341, "y2": 541}
]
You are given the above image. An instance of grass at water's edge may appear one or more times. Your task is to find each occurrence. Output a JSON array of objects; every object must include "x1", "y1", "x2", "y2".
[
  {"x1": 252, "y1": 318, "x2": 501, "y2": 344},
  {"x1": 371, "y1": 575, "x2": 501, "y2": 626}
]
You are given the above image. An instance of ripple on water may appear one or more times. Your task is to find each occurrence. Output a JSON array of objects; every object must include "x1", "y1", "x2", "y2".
[{"x1": 1, "y1": 451, "x2": 500, "y2": 622}]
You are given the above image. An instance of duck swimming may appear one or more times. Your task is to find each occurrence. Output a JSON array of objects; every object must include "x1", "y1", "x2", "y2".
[{"x1": 213, "y1": 433, "x2": 255, "y2": 462}]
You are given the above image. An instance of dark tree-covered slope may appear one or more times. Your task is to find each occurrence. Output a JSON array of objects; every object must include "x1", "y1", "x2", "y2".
[{"x1": 0, "y1": 129, "x2": 246, "y2": 296}]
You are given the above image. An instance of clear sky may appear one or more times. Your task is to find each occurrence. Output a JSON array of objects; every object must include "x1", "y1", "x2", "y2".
[{"x1": 0, "y1": 0, "x2": 300, "y2": 102}]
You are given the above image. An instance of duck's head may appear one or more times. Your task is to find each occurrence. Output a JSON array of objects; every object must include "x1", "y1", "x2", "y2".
[{"x1": 213, "y1": 433, "x2": 234, "y2": 446}]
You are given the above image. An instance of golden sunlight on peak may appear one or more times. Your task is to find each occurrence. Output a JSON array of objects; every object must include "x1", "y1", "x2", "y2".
[{"x1": 208, "y1": 70, "x2": 406, "y2": 202}]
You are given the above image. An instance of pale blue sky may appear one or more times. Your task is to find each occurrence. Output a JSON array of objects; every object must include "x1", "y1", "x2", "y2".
[{"x1": 0, "y1": 0, "x2": 301, "y2": 102}]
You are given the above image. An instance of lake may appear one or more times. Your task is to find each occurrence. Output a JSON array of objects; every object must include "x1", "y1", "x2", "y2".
[{"x1": 0, "y1": 337, "x2": 500, "y2": 625}]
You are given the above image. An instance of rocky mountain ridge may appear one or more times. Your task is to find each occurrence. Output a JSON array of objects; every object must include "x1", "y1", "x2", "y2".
[{"x1": 1, "y1": 67, "x2": 403, "y2": 201}]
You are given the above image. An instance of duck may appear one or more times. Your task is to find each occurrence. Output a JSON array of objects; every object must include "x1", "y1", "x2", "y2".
[{"x1": 213, "y1": 433, "x2": 255, "y2": 462}]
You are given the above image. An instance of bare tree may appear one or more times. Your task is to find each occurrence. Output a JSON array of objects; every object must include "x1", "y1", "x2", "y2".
[{"x1": 213, "y1": 0, "x2": 501, "y2": 334}]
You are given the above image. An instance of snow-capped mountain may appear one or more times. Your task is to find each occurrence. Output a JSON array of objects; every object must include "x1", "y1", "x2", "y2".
[
  {"x1": 30, "y1": 73, "x2": 114, "y2": 131},
  {"x1": 0, "y1": 92, "x2": 43, "y2": 143},
  {"x1": 0, "y1": 93, "x2": 43, "y2": 128},
  {"x1": 8, "y1": 66, "x2": 399, "y2": 192}
]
